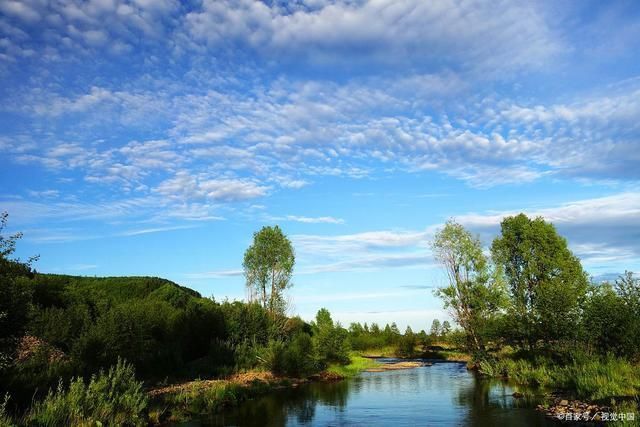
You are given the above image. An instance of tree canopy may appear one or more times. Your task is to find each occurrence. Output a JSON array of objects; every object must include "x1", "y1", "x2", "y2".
[
  {"x1": 491, "y1": 214, "x2": 588, "y2": 348},
  {"x1": 243, "y1": 226, "x2": 295, "y2": 315},
  {"x1": 432, "y1": 220, "x2": 505, "y2": 354}
]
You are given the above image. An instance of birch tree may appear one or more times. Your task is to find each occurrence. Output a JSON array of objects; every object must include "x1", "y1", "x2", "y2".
[
  {"x1": 243, "y1": 226, "x2": 295, "y2": 315},
  {"x1": 432, "y1": 220, "x2": 504, "y2": 354}
]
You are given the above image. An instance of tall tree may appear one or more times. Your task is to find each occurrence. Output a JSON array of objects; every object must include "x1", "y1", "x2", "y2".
[
  {"x1": 441, "y1": 320, "x2": 452, "y2": 336},
  {"x1": 432, "y1": 220, "x2": 504, "y2": 354},
  {"x1": 491, "y1": 214, "x2": 588, "y2": 349},
  {"x1": 430, "y1": 319, "x2": 441, "y2": 337},
  {"x1": 243, "y1": 226, "x2": 295, "y2": 315}
]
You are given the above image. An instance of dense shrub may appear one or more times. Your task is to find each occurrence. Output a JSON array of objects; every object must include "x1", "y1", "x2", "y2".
[
  {"x1": 314, "y1": 309, "x2": 350, "y2": 364},
  {"x1": 26, "y1": 359, "x2": 147, "y2": 426},
  {"x1": 581, "y1": 277, "x2": 640, "y2": 361},
  {"x1": 396, "y1": 328, "x2": 417, "y2": 357}
]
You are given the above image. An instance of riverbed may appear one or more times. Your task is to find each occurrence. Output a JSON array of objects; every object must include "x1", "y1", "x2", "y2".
[{"x1": 183, "y1": 360, "x2": 557, "y2": 426}]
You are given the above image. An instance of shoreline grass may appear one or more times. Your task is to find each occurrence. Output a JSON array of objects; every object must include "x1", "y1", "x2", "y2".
[
  {"x1": 478, "y1": 354, "x2": 640, "y2": 402},
  {"x1": 326, "y1": 353, "x2": 381, "y2": 377},
  {"x1": 151, "y1": 353, "x2": 380, "y2": 424}
]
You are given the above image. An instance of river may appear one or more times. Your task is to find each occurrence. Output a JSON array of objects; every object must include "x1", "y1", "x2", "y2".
[{"x1": 184, "y1": 360, "x2": 558, "y2": 426}]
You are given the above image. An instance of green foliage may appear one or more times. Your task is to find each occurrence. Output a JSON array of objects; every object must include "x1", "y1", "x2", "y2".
[
  {"x1": 243, "y1": 225, "x2": 295, "y2": 315},
  {"x1": 313, "y1": 309, "x2": 350, "y2": 364},
  {"x1": 432, "y1": 220, "x2": 505, "y2": 353},
  {"x1": 261, "y1": 333, "x2": 318, "y2": 377},
  {"x1": 396, "y1": 326, "x2": 417, "y2": 357},
  {"x1": 347, "y1": 322, "x2": 387, "y2": 350},
  {"x1": 430, "y1": 319, "x2": 441, "y2": 338},
  {"x1": 26, "y1": 359, "x2": 147, "y2": 426},
  {"x1": 221, "y1": 301, "x2": 270, "y2": 347},
  {"x1": 441, "y1": 321, "x2": 451, "y2": 336},
  {"x1": 491, "y1": 214, "x2": 588, "y2": 348},
  {"x1": 326, "y1": 353, "x2": 380, "y2": 377},
  {"x1": 581, "y1": 274, "x2": 640, "y2": 360},
  {"x1": 479, "y1": 354, "x2": 640, "y2": 401},
  {"x1": 166, "y1": 381, "x2": 245, "y2": 416},
  {"x1": 0, "y1": 212, "x2": 36, "y2": 373}
]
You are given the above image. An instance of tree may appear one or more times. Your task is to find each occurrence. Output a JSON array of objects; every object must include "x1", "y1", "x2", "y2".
[
  {"x1": 441, "y1": 320, "x2": 452, "y2": 337},
  {"x1": 243, "y1": 226, "x2": 295, "y2": 315},
  {"x1": 614, "y1": 271, "x2": 640, "y2": 312},
  {"x1": 430, "y1": 319, "x2": 441, "y2": 338},
  {"x1": 313, "y1": 308, "x2": 349, "y2": 364},
  {"x1": 0, "y1": 212, "x2": 37, "y2": 371},
  {"x1": 370, "y1": 323, "x2": 380, "y2": 335},
  {"x1": 397, "y1": 326, "x2": 416, "y2": 357},
  {"x1": 432, "y1": 220, "x2": 505, "y2": 354},
  {"x1": 582, "y1": 283, "x2": 637, "y2": 358},
  {"x1": 491, "y1": 214, "x2": 588, "y2": 349}
]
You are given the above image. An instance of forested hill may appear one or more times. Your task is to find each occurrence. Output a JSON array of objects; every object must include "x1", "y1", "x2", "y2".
[
  {"x1": 32, "y1": 274, "x2": 202, "y2": 306},
  {"x1": 5, "y1": 271, "x2": 239, "y2": 404}
]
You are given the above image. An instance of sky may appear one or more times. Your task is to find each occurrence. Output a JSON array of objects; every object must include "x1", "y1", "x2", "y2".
[{"x1": 1, "y1": 0, "x2": 639, "y2": 331}]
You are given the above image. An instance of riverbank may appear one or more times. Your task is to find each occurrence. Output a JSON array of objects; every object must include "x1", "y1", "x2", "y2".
[
  {"x1": 476, "y1": 352, "x2": 640, "y2": 424},
  {"x1": 148, "y1": 355, "x2": 383, "y2": 424},
  {"x1": 359, "y1": 343, "x2": 471, "y2": 363}
]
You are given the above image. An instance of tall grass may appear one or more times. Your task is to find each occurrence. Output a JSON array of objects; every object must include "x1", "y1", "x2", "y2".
[
  {"x1": 26, "y1": 358, "x2": 147, "y2": 426},
  {"x1": 164, "y1": 381, "x2": 245, "y2": 415},
  {"x1": 479, "y1": 354, "x2": 640, "y2": 401},
  {"x1": 0, "y1": 394, "x2": 15, "y2": 427},
  {"x1": 560, "y1": 357, "x2": 640, "y2": 401}
]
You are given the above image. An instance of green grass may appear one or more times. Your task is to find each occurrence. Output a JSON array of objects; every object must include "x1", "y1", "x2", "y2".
[
  {"x1": 163, "y1": 381, "x2": 245, "y2": 416},
  {"x1": 479, "y1": 354, "x2": 640, "y2": 402},
  {"x1": 25, "y1": 358, "x2": 148, "y2": 426},
  {"x1": 357, "y1": 346, "x2": 397, "y2": 358},
  {"x1": 561, "y1": 357, "x2": 640, "y2": 401},
  {"x1": 326, "y1": 353, "x2": 381, "y2": 378},
  {"x1": 0, "y1": 394, "x2": 15, "y2": 427}
]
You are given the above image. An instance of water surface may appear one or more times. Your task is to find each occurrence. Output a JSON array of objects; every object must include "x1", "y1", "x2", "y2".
[{"x1": 189, "y1": 360, "x2": 557, "y2": 426}]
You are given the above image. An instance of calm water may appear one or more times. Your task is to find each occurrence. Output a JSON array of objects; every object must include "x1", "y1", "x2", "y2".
[{"x1": 187, "y1": 360, "x2": 558, "y2": 426}]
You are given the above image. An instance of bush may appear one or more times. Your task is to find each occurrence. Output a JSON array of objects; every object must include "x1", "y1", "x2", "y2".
[
  {"x1": 26, "y1": 358, "x2": 147, "y2": 426},
  {"x1": 313, "y1": 309, "x2": 350, "y2": 364},
  {"x1": 260, "y1": 334, "x2": 319, "y2": 377},
  {"x1": 396, "y1": 333, "x2": 417, "y2": 358},
  {"x1": 282, "y1": 333, "x2": 318, "y2": 376}
]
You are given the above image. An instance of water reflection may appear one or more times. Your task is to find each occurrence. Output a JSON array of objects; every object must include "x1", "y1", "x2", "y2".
[{"x1": 187, "y1": 362, "x2": 557, "y2": 426}]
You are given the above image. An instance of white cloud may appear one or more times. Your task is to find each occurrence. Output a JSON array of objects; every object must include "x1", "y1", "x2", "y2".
[
  {"x1": 456, "y1": 192, "x2": 640, "y2": 265},
  {"x1": 186, "y1": 269, "x2": 243, "y2": 279},
  {"x1": 0, "y1": 1, "x2": 41, "y2": 22},
  {"x1": 279, "y1": 215, "x2": 344, "y2": 225},
  {"x1": 293, "y1": 229, "x2": 432, "y2": 255},
  {"x1": 155, "y1": 171, "x2": 269, "y2": 202},
  {"x1": 118, "y1": 224, "x2": 200, "y2": 237},
  {"x1": 184, "y1": 0, "x2": 562, "y2": 72},
  {"x1": 299, "y1": 252, "x2": 434, "y2": 274}
]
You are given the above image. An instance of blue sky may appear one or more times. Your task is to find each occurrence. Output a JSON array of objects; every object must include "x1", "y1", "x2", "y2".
[{"x1": 1, "y1": 0, "x2": 639, "y2": 330}]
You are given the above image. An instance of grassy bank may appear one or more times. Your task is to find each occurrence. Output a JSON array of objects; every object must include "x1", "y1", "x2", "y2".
[
  {"x1": 0, "y1": 354, "x2": 380, "y2": 427},
  {"x1": 357, "y1": 343, "x2": 470, "y2": 362},
  {"x1": 151, "y1": 354, "x2": 381, "y2": 424},
  {"x1": 326, "y1": 353, "x2": 381, "y2": 377},
  {"x1": 479, "y1": 355, "x2": 640, "y2": 402},
  {"x1": 148, "y1": 371, "x2": 286, "y2": 424}
]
